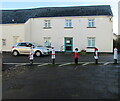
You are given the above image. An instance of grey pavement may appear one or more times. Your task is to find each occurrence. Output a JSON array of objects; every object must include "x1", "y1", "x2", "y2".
[
  {"x1": 2, "y1": 52, "x2": 120, "y2": 64},
  {"x1": 2, "y1": 52, "x2": 120, "y2": 71}
]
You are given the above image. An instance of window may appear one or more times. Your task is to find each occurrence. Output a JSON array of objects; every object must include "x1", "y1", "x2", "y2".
[
  {"x1": 13, "y1": 36, "x2": 19, "y2": 44},
  {"x1": 18, "y1": 43, "x2": 27, "y2": 47},
  {"x1": 2, "y1": 39, "x2": 6, "y2": 46},
  {"x1": 44, "y1": 20, "x2": 51, "y2": 28},
  {"x1": 65, "y1": 19, "x2": 72, "y2": 27},
  {"x1": 87, "y1": 37, "x2": 95, "y2": 47},
  {"x1": 88, "y1": 19, "x2": 95, "y2": 27},
  {"x1": 28, "y1": 43, "x2": 33, "y2": 47},
  {"x1": 44, "y1": 37, "x2": 51, "y2": 48}
]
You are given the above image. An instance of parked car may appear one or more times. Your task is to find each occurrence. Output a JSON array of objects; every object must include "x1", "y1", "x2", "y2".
[{"x1": 12, "y1": 42, "x2": 50, "y2": 56}]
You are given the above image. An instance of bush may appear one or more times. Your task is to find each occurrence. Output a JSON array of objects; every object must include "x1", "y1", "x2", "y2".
[
  {"x1": 80, "y1": 49, "x2": 86, "y2": 55},
  {"x1": 81, "y1": 49, "x2": 86, "y2": 52},
  {"x1": 113, "y1": 37, "x2": 120, "y2": 53}
]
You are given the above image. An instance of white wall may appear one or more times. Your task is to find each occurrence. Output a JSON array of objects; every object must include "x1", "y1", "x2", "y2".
[
  {"x1": 29, "y1": 16, "x2": 113, "y2": 52},
  {"x1": 1, "y1": 15, "x2": 113, "y2": 52},
  {"x1": 24, "y1": 19, "x2": 31, "y2": 42},
  {"x1": 2, "y1": 24, "x2": 25, "y2": 51}
]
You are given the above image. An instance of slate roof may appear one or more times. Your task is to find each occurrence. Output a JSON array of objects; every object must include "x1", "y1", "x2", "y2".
[{"x1": 0, "y1": 5, "x2": 113, "y2": 24}]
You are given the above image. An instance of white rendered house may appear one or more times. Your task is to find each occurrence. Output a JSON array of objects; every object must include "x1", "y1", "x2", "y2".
[{"x1": 1, "y1": 5, "x2": 113, "y2": 52}]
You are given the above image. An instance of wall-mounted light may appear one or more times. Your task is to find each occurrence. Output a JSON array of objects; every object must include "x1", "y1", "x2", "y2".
[
  {"x1": 12, "y1": 19, "x2": 14, "y2": 22},
  {"x1": 109, "y1": 17, "x2": 113, "y2": 22}
]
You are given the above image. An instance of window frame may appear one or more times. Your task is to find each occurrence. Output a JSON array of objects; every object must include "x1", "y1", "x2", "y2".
[
  {"x1": 65, "y1": 19, "x2": 73, "y2": 28},
  {"x1": 87, "y1": 37, "x2": 95, "y2": 48},
  {"x1": 87, "y1": 19, "x2": 95, "y2": 28},
  {"x1": 2, "y1": 39, "x2": 6, "y2": 46},
  {"x1": 43, "y1": 37, "x2": 51, "y2": 48},
  {"x1": 44, "y1": 20, "x2": 51, "y2": 29}
]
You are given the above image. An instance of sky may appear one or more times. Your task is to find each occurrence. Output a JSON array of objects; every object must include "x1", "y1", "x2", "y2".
[{"x1": 0, "y1": 0, "x2": 119, "y2": 34}]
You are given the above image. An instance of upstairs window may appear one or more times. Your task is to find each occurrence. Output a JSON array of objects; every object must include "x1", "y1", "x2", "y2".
[
  {"x1": 87, "y1": 37, "x2": 95, "y2": 47},
  {"x1": 44, "y1": 20, "x2": 51, "y2": 28},
  {"x1": 88, "y1": 19, "x2": 95, "y2": 27},
  {"x1": 65, "y1": 19, "x2": 72, "y2": 28}
]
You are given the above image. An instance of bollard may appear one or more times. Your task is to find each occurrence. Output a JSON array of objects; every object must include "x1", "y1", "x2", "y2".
[
  {"x1": 74, "y1": 48, "x2": 79, "y2": 65},
  {"x1": 29, "y1": 45, "x2": 34, "y2": 65},
  {"x1": 94, "y1": 47, "x2": 99, "y2": 64},
  {"x1": 114, "y1": 48, "x2": 118, "y2": 64},
  {"x1": 51, "y1": 47, "x2": 55, "y2": 64}
]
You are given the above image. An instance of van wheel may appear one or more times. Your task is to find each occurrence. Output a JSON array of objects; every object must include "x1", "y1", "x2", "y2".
[
  {"x1": 12, "y1": 50, "x2": 19, "y2": 56},
  {"x1": 35, "y1": 51, "x2": 41, "y2": 57}
]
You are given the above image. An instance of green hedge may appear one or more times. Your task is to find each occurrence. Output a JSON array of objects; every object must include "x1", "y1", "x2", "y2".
[{"x1": 113, "y1": 38, "x2": 120, "y2": 53}]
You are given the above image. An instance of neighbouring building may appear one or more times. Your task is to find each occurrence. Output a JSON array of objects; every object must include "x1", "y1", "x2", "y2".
[
  {"x1": 0, "y1": 5, "x2": 113, "y2": 52},
  {"x1": 113, "y1": 33, "x2": 118, "y2": 40}
]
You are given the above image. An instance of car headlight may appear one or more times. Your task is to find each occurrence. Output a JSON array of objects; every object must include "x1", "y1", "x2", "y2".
[{"x1": 47, "y1": 49, "x2": 49, "y2": 52}]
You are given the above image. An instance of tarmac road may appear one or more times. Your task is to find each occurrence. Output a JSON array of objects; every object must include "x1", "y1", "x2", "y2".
[
  {"x1": 2, "y1": 52, "x2": 120, "y2": 99},
  {"x1": 2, "y1": 63, "x2": 120, "y2": 99}
]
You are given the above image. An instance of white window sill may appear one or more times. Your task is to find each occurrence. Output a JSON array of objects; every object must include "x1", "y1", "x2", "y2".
[
  {"x1": 87, "y1": 27, "x2": 96, "y2": 28},
  {"x1": 86, "y1": 47, "x2": 95, "y2": 48},
  {"x1": 43, "y1": 27, "x2": 52, "y2": 29},
  {"x1": 64, "y1": 27, "x2": 73, "y2": 28}
]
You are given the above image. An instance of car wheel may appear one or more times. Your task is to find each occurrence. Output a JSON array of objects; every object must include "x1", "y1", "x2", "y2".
[
  {"x1": 35, "y1": 51, "x2": 41, "y2": 57},
  {"x1": 12, "y1": 50, "x2": 19, "y2": 56}
]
